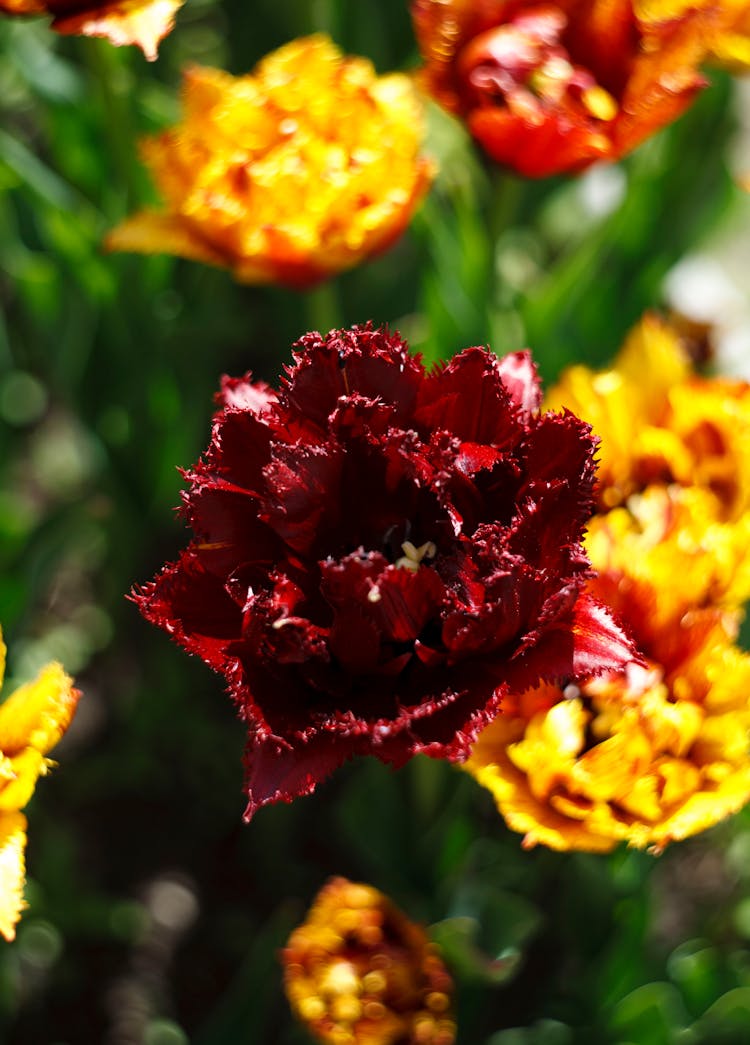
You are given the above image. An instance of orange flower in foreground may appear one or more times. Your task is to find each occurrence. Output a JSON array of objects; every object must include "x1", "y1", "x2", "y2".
[
  {"x1": 465, "y1": 315, "x2": 750, "y2": 851},
  {"x1": 0, "y1": 628, "x2": 80, "y2": 940},
  {"x1": 466, "y1": 489, "x2": 750, "y2": 852},
  {"x1": 411, "y1": 0, "x2": 714, "y2": 176},
  {"x1": 0, "y1": 0, "x2": 182, "y2": 60},
  {"x1": 283, "y1": 878, "x2": 455, "y2": 1045},
  {"x1": 106, "y1": 35, "x2": 435, "y2": 288}
]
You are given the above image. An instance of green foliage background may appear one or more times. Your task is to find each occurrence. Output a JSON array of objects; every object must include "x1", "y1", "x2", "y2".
[{"x1": 1, "y1": 1, "x2": 750, "y2": 1042}]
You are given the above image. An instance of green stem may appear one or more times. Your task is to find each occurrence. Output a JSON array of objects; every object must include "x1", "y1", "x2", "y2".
[
  {"x1": 305, "y1": 279, "x2": 343, "y2": 335},
  {"x1": 486, "y1": 167, "x2": 525, "y2": 353},
  {"x1": 488, "y1": 167, "x2": 523, "y2": 246},
  {"x1": 83, "y1": 40, "x2": 140, "y2": 208},
  {"x1": 310, "y1": 0, "x2": 339, "y2": 37},
  {"x1": 410, "y1": 754, "x2": 446, "y2": 825}
]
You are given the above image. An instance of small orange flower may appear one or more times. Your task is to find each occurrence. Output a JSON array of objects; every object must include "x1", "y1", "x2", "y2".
[
  {"x1": 0, "y1": 628, "x2": 80, "y2": 940},
  {"x1": 411, "y1": 0, "x2": 714, "y2": 176},
  {"x1": 0, "y1": 0, "x2": 182, "y2": 60},
  {"x1": 106, "y1": 35, "x2": 435, "y2": 288},
  {"x1": 282, "y1": 877, "x2": 456, "y2": 1045}
]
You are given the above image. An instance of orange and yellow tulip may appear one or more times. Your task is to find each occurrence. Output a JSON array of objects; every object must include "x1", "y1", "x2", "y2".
[{"x1": 107, "y1": 35, "x2": 435, "y2": 288}]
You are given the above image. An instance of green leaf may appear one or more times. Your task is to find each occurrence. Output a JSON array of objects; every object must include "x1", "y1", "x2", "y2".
[{"x1": 610, "y1": 982, "x2": 689, "y2": 1045}]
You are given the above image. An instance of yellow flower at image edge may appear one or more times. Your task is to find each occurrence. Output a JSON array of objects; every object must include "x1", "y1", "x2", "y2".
[
  {"x1": 0, "y1": 0, "x2": 183, "y2": 60},
  {"x1": 464, "y1": 486, "x2": 750, "y2": 854},
  {"x1": 709, "y1": 1, "x2": 750, "y2": 71},
  {"x1": 106, "y1": 35, "x2": 436, "y2": 289},
  {"x1": 283, "y1": 877, "x2": 455, "y2": 1045},
  {"x1": 0, "y1": 631, "x2": 79, "y2": 941}
]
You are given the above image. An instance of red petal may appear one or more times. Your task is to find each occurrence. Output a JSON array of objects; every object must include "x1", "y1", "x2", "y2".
[
  {"x1": 468, "y1": 106, "x2": 611, "y2": 178},
  {"x1": 243, "y1": 731, "x2": 353, "y2": 819},
  {"x1": 262, "y1": 443, "x2": 343, "y2": 553},
  {"x1": 203, "y1": 410, "x2": 274, "y2": 492},
  {"x1": 568, "y1": 593, "x2": 642, "y2": 677},
  {"x1": 328, "y1": 607, "x2": 382, "y2": 673},
  {"x1": 456, "y1": 441, "x2": 504, "y2": 475},
  {"x1": 133, "y1": 548, "x2": 243, "y2": 670},
  {"x1": 418, "y1": 348, "x2": 523, "y2": 448},
  {"x1": 504, "y1": 591, "x2": 640, "y2": 692},
  {"x1": 285, "y1": 326, "x2": 424, "y2": 432},
  {"x1": 367, "y1": 564, "x2": 446, "y2": 644},
  {"x1": 216, "y1": 373, "x2": 277, "y2": 413},
  {"x1": 496, "y1": 350, "x2": 542, "y2": 417},
  {"x1": 518, "y1": 410, "x2": 597, "y2": 503}
]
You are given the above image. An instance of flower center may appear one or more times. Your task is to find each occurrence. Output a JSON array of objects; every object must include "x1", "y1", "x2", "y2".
[
  {"x1": 394, "y1": 540, "x2": 437, "y2": 572},
  {"x1": 366, "y1": 539, "x2": 438, "y2": 604},
  {"x1": 458, "y1": 10, "x2": 619, "y2": 124}
]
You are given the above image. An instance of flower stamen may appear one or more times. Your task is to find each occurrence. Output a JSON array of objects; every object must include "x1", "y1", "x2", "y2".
[
  {"x1": 395, "y1": 540, "x2": 437, "y2": 572},
  {"x1": 581, "y1": 85, "x2": 618, "y2": 122}
]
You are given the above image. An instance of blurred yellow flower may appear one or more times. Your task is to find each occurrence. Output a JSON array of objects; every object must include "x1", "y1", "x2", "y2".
[
  {"x1": 0, "y1": 0, "x2": 182, "y2": 60},
  {"x1": 0, "y1": 630, "x2": 79, "y2": 941},
  {"x1": 546, "y1": 313, "x2": 750, "y2": 518},
  {"x1": 106, "y1": 35, "x2": 435, "y2": 288},
  {"x1": 639, "y1": 0, "x2": 750, "y2": 70},
  {"x1": 709, "y1": 2, "x2": 750, "y2": 70},
  {"x1": 282, "y1": 877, "x2": 455, "y2": 1045}
]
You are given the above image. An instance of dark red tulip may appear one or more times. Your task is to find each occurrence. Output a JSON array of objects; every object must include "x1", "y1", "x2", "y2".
[{"x1": 134, "y1": 325, "x2": 636, "y2": 817}]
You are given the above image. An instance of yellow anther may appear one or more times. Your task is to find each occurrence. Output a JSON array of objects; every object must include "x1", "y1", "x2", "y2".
[
  {"x1": 582, "y1": 85, "x2": 618, "y2": 121},
  {"x1": 330, "y1": 1028, "x2": 355, "y2": 1045},
  {"x1": 395, "y1": 540, "x2": 437, "y2": 572}
]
